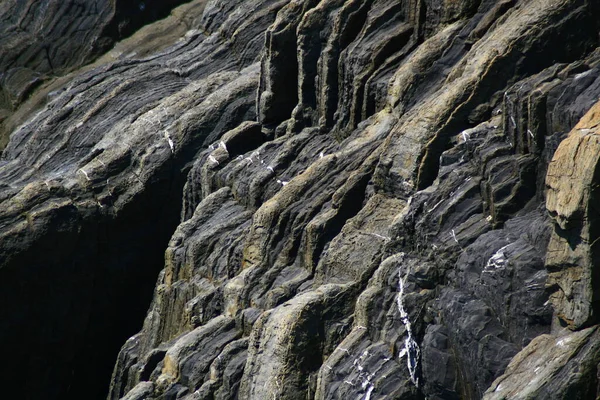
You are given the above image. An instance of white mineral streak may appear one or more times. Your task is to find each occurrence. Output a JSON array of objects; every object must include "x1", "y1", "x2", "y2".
[
  {"x1": 78, "y1": 168, "x2": 91, "y2": 181},
  {"x1": 352, "y1": 349, "x2": 378, "y2": 398},
  {"x1": 363, "y1": 384, "x2": 374, "y2": 400},
  {"x1": 396, "y1": 255, "x2": 420, "y2": 387},
  {"x1": 427, "y1": 199, "x2": 444, "y2": 214},
  {"x1": 367, "y1": 232, "x2": 390, "y2": 241},
  {"x1": 208, "y1": 155, "x2": 219, "y2": 165},
  {"x1": 164, "y1": 130, "x2": 174, "y2": 153},
  {"x1": 486, "y1": 243, "x2": 512, "y2": 269},
  {"x1": 451, "y1": 229, "x2": 459, "y2": 244},
  {"x1": 334, "y1": 344, "x2": 395, "y2": 398}
]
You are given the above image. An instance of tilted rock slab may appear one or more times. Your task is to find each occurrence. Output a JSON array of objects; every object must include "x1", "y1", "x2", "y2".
[{"x1": 546, "y1": 101, "x2": 600, "y2": 329}]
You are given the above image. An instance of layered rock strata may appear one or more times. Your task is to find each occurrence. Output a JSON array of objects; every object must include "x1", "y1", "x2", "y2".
[
  {"x1": 0, "y1": 0, "x2": 191, "y2": 146},
  {"x1": 1, "y1": 0, "x2": 600, "y2": 399}
]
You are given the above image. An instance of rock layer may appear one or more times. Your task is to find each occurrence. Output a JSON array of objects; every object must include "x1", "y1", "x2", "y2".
[
  {"x1": 0, "y1": 0, "x2": 192, "y2": 147},
  {"x1": 1, "y1": 0, "x2": 600, "y2": 399}
]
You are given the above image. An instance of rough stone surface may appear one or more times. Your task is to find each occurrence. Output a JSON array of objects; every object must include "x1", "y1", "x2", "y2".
[
  {"x1": 484, "y1": 326, "x2": 600, "y2": 400},
  {"x1": 1, "y1": 1, "x2": 600, "y2": 400},
  {"x1": 0, "y1": 0, "x2": 192, "y2": 147},
  {"x1": 546, "y1": 101, "x2": 600, "y2": 330}
]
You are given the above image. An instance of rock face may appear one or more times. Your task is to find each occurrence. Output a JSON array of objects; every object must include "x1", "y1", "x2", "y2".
[
  {"x1": 0, "y1": 0, "x2": 191, "y2": 146},
  {"x1": 545, "y1": 101, "x2": 600, "y2": 330},
  {"x1": 1, "y1": 0, "x2": 600, "y2": 399}
]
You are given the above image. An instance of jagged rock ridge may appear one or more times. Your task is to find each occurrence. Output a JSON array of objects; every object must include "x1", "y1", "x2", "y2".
[{"x1": 1, "y1": 0, "x2": 600, "y2": 399}]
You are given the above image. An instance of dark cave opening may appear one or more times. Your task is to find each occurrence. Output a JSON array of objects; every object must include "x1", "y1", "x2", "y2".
[
  {"x1": 0, "y1": 163, "x2": 187, "y2": 400},
  {"x1": 66, "y1": 165, "x2": 188, "y2": 400}
]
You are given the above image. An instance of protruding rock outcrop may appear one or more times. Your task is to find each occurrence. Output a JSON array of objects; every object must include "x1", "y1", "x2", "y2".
[
  {"x1": 546, "y1": 101, "x2": 600, "y2": 330},
  {"x1": 484, "y1": 326, "x2": 600, "y2": 400}
]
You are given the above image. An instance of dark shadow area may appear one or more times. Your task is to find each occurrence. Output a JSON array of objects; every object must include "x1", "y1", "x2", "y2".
[{"x1": 0, "y1": 164, "x2": 186, "y2": 400}]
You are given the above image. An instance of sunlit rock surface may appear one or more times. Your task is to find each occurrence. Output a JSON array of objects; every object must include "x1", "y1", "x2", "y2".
[{"x1": 1, "y1": 0, "x2": 600, "y2": 399}]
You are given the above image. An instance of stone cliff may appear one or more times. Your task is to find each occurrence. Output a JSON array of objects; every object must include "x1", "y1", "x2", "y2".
[{"x1": 1, "y1": 0, "x2": 600, "y2": 399}]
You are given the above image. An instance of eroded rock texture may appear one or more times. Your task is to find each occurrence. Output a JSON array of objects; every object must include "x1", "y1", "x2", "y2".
[
  {"x1": 0, "y1": 0, "x2": 193, "y2": 147},
  {"x1": 2, "y1": 0, "x2": 600, "y2": 399}
]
